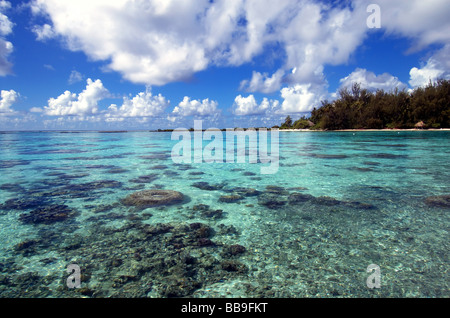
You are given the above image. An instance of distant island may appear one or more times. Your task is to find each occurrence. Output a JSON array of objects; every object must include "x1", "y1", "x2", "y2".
[
  {"x1": 151, "y1": 80, "x2": 449, "y2": 133},
  {"x1": 278, "y1": 79, "x2": 450, "y2": 131}
]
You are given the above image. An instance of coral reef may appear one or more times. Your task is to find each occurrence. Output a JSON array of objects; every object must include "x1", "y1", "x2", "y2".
[
  {"x1": 425, "y1": 195, "x2": 450, "y2": 208},
  {"x1": 121, "y1": 190, "x2": 185, "y2": 208},
  {"x1": 19, "y1": 204, "x2": 79, "y2": 225}
]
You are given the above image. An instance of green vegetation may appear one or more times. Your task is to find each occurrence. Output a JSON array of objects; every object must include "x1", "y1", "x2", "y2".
[
  {"x1": 280, "y1": 115, "x2": 315, "y2": 129},
  {"x1": 281, "y1": 79, "x2": 450, "y2": 130}
]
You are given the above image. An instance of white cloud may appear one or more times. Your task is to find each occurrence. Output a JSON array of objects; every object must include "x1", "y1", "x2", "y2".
[
  {"x1": 279, "y1": 84, "x2": 326, "y2": 114},
  {"x1": 42, "y1": 80, "x2": 171, "y2": 122},
  {"x1": 29, "y1": 0, "x2": 370, "y2": 87},
  {"x1": 375, "y1": 0, "x2": 450, "y2": 50},
  {"x1": 340, "y1": 68, "x2": 408, "y2": 92},
  {"x1": 44, "y1": 64, "x2": 55, "y2": 71},
  {"x1": 31, "y1": 0, "x2": 211, "y2": 86},
  {"x1": 0, "y1": 11, "x2": 12, "y2": 36},
  {"x1": 172, "y1": 96, "x2": 219, "y2": 117},
  {"x1": 0, "y1": 1, "x2": 13, "y2": 76},
  {"x1": 239, "y1": 69, "x2": 285, "y2": 94},
  {"x1": 68, "y1": 70, "x2": 83, "y2": 84},
  {"x1": 32, "y1": 23, "x2": 55, "y2": 41},
  {"x1": 280, "y1": 2, "x2": 369, "y2": 87},
  {"x1": 410, "y1": 65, "x2": 444, "y2": 89},
  {"x1": 233, "y1": 95, "x2": 279, "y2": 116},
  {"x1": 29, "y1": 107, "x2": 43, "y2": 113},
  {"x1": 105, "y1": 90, "x2": 169, "y2": 119},
  {"x1": 0, "y1": 89, "x2": 17, "y2": 114},
  {"x1": 29, "y1": 0, "x2": 450, "y2": 92},
  {"x1": 235, "y1": 82, "x2": 327, "y2": 116},
  {"x1": 44, "y1": 78, "x2": 109, "y2": 116},
  {"x1": 0, "y1": 1, "x2": 11, "y2": 10},
  {"x1": 409, "y1": 44, "x2": 450, "y2": 88},
  {"x1": 28, "y1": 0, "x2": 450, "y2": 126},
  {"x1": 0, "y1": 38, "x2": 12, "y2": 75}
]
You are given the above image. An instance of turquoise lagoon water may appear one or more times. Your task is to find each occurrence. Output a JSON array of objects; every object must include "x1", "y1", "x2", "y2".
[{"x1": 0, "y1": 130, "x2": 448, "y2": 297}]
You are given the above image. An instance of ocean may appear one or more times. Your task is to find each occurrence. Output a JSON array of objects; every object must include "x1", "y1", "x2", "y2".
[{"x1": 0, "y1": 130, "x2": 448, "y2": 298}]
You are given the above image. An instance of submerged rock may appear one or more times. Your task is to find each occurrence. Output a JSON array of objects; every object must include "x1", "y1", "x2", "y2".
[
  {"x1": 0, "y1": 197, "x2": 49, "y2": 211},
  {"x1": 202, "y1": 209, "x2": 224, "y2": 219},
  {"x1": 192, "y1": 204, "x2": 210, "y2": 211},
  {"x1": 151, "y1": 165, "x2": 168, "y2": 170},
  {"x1": 233, "y1": 187, "x2": 261, "y2": 197},
  {"x1": 129, "y1": 174, "x2": 159, "y2": 184},
  {"x1": 288, "y1": 192, "x2": 314, "y2": 204},
  {"x1": 313, "y1": 196, "x2": 341, "y2": 206},
  {"x1": 367, "y1": 153, "x2": 408, "y2": 159},
  {"x1": 163, "y1": 276, "x2": 202, "y2": 298},
  {"x1": 219, "y1": 194, "x2": 244, "y2": 203},
  {"x1": 191, "y1": 204, "x2": 224, "y2": 219},
  {"x1": 313, "y1": 154, "x2": 349, "y2": 159},
  {"x1": 224, "y1": 244, "x2": 246, "y2": 256},
  {"x1": 59, "y1": 180, "x2": 123, "y2": 198},
  {"x1": 107, "y1": 168, "x2": 129, "y2": 174},
  {"x1": 221, "y1": 260, "x2": 247, "y2": 273},
  {"x1": 265, "y1": 185, "x2": 289, "y2": 195},
  {"x1": 143, "y1": 223, "x2": 174, "y2": 235},
  {"x1": 258, "y1": 193, "x2": 287, "y2": 209},
  {"x1": 188, "y1": 171, "x2": 204, "y2": 176},
  {"x1": 0, "y1": 183, "x2": 25, "y2": 193},
  {"x1": 121, "y1": 190, "x2": 184, "y2": 208},
  {"x1": 14, "y1": 239, "x2": 39, "y2": 254},
  {"x1": 192, "y1": 182, "x2": 225, "y2": 191},
  {"x1": 189, "y1": 222, "x2": 214, "y2": 239},
  {"x1": 19, "y1": 204, "x2": 79, "y2": 225},
  {"x1": 344, "y1": 201, "x2": 377, "y2": 210},
  {"x1": 0, "y1": 159, "x2": 31, "y2": 169},
  {"x1": 425, "y1": 195, "x2": 450, "y2": 208}
]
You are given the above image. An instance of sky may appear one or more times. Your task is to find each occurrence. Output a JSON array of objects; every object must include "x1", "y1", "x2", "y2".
[{"x1": 0, "y1": 0, "x2": 449, "y2": 130}]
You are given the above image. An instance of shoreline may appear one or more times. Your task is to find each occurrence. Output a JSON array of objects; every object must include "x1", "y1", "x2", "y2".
[
  {"x1": 1, "y1": 128, "x2": 450, "y2": 133},
  {"x1": 280, "y1": 128, "x2": 450, "y2": 132}
]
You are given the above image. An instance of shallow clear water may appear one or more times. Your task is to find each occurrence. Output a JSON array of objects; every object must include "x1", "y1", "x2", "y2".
[{"x1": 0, "y1": 130, "x2": 448, "y2": 298}]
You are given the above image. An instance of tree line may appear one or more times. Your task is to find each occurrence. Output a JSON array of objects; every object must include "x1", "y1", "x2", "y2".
[{"x1": 279, "y1": 79, "x2": 450, "y2": 130}]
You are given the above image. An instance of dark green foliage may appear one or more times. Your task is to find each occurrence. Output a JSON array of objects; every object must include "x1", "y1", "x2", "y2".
[
  {"x1": 286, "y1": 80, "x2": 450, "y2": 130},
  {"x1": 280, "y1": 115, "x2": 293, "y2": 129},
  {"x1": 292, "y1": 116, "x2": 314, "y2": 129}
]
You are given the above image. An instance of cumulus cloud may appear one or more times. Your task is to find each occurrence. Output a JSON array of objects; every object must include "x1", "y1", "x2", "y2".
[
  {"x1": 233, "y1": 95, "x2": 279, "y2": 116},
  {"x1": 339, "y1": 68, "x2": 408, "y2": 92},
  {"x1": 28, "y1": 0, "x2": 370, "y2": 88},
  {"x1": 409, "y1": 44, "x2": 450, "y2": 88},
  {"x1": 375, "y1": 0, "x2": 450, "y2": 50},
  {"x1": 279, "y1": 84, "x2": 327, "y2": 114},
  {"x1": 239, "y1": 69, "x2": 285, "y2": 94},
  {"x1": 105, "y1": 90, "x2": 169, "y2": 121},
  {"x1": 0, "y1": 89, "x2": 17, "y2": 114},
  {"x1": 32, "y1": 23, "x2": 55, "y2": 41},
  {"x1": 172, "y1": 97, "x2": 219, "y2": 117},
  {"x1": 28, "y1": 0, "x2": 450, "y2": 126},
  {"x1": 29, "y1": 0, "x2": 450, "y2": 92},
  {"x1": 29, "y1": 107, "x2": 43, "y2": 113},
  {"x1": 0, "y1": 0, "x2": 13, "y2": 76},
  {"x1": 41, "y1": 78, "x2": 171, "y2": 123},
  {"x1": 44, "y1": 78, "x2": 109, "y2": 116},
  {"x1": 68, "y1": 70, "x2": 84, "y2": 84},
  {"x1": 234, "y1": 82, "x2": 328, "y2": 117},
  {"x1": 31, "y1": 0, "x2": 211, "y2": 86},
  {"x1": 0, "y1": 1, "x2": 12, "y2": 34}
]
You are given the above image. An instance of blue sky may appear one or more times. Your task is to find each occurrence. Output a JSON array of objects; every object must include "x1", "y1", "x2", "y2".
[{"x1": 1, "y1": 0, "x2": 449, "y2": 130}]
